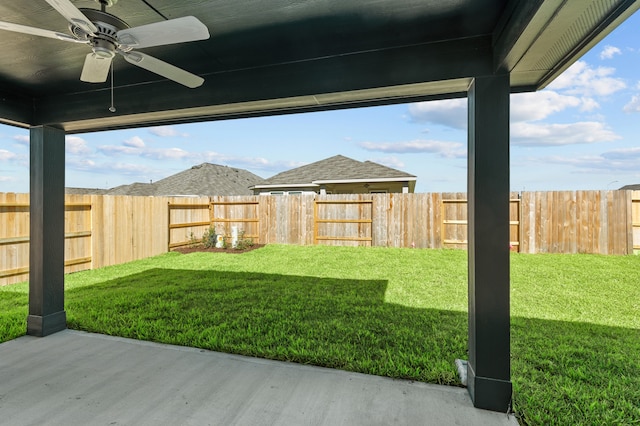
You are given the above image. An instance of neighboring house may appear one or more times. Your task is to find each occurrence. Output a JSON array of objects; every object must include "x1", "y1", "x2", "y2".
[
  {"x1": 250, "y1": 155, "x2": 417, "y2": 195},
  {"x1": 620, "y1": 184, "x2": 640, "y2": 190},
  {"x1": 65, "y1": 163, "x2": 265, "y2": 196}
]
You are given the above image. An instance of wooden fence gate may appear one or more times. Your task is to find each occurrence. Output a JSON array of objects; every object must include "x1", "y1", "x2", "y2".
[
  {"x1": 168, "y1": 198, "x2": 260, "y2": 250},
  {"x1": 313, "y1": 198, "x2": 373, "y2": 245},
  {"x1": 441, "y1": 195, "x2": 521, "y2": 251}
]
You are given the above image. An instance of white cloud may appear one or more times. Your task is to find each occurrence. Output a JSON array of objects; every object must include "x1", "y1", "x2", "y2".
[
  {"x1": 98, "y1": 144, "x2": 143, "y2": 155},
  {"x1": 66, "y1": 157, "x2": 159, "y2": 178},
  {"x1": 600, "y1": 45, "x2": 621, "y2": 60},
  {"x1": 149, "y1": 126, "x2": 188, "y2": 137},
  {"x1": 12, "y1": 135, "x2": 29, "y2": 144},
  {"x1": 509, "y1": 61, "x2": 628, "y2": 148},
  {"x1": 537, "y1": 151, "x2": 640, "y2": 174},
  {"x1": 123, "y1": 136, "x2": 145, "y2": 148},
  {"x1": 407, "y1": 61, "x2": 625, "y2": 135},
  {"x1": 142, "y1": 147, "x2": 191, "y2": 160},
  {"x1": 66, "y1": 158, "x2": 97, "y2": 171},
  {"x1": 579, "y1": 97, "x2": 600, "y2": 112},
  {"x1": 167, "y1": 147, "x2": 288, "y2": 172},
  {"x1": 0, "y1": 176, "x2": 17, "y2": 182},
  {"x1": 600, "y1": 147, "x2": 640, "y2": 160},
  {"x1": 511, "y1": 91, "x2": 582, "y2": 122},
  {"x1": 623, "y1": 95, "x2": 640, "y2": 113},
  {"x1": 407, "y1": 98, "x2": 467, "y2": 129},
  {"x1": 369, "y1": 156, "x2": 406, "y2": 169},
  {"x1": 511, "y1": 121, "x2": 620, "y2": 146},
  {"x1": 197, "y1": 151, "x2": 302, "y2": 172},
  {"x1": 13, "y1": 134, "x2": 93, "y2": 155},
  {"x1": 98, "y1": 137, "x2": 150, "y2": 156},
  {"x1": 108, "y1": 162, "x2": 158, "y2": 175},
  {"x1": 0, "y1": 149, "x2": 18, "y2": 161},
  {"x1": 359, "y1": 140, "x2": 466, "y2": 158},
  {"x1": 65, "y1": 136, "x2": 92, "y2": 155},
  {"x1": 548, "y1": 60, "x2": 626, "y2": 97},
  {"x1": 93, "y1": 139, "x2": 295, "y2": 174}
]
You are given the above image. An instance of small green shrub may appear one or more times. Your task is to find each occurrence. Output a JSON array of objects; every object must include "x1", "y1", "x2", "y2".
[
  {"x1": 188, "y1": 232, "x2": 200, "y2": 248},
  {"x1": 202, "y1": 227, "x2": 217, "y2": 248},
  {"x1": 234, "y1": 230, "x2": 254, "y2": 250}
]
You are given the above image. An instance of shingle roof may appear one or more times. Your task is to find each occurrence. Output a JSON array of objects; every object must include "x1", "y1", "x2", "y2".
[
  {"x1": 66, "y1": 163, "x2": 265, "y2": 196},
  {"x1": 107, "y1": 183, "x2": 156, "y2": 196},
  {"x1": 65, "y1": 187, "x2": 107, "y2": 195},
  {"x1": 620, "y1": 184, "x2": 640, "y2": 190},
  {"x1": 149, "y1": 163, "x2": 265, "y2": 196},
  {"x1": 259, "y1": 155, "x2": 415, "y2": 186}
]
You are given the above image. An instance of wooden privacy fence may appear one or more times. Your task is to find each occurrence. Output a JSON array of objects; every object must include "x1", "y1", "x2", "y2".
[
  {"x1": 633, "y1": 192, "x2": 640, "y2": 252},
  {"x1": 0, "y1": 194, "x2": 209, "y2": 286},
  {"x1": 168, "y1": 191, "x2": 637, "y2": 253},
  {"x1": 0, "y1": 193, "x2": 92, "y2": 283},
  {"x1": 1, "y1": 190, "x2": 638, "y2": 285}
]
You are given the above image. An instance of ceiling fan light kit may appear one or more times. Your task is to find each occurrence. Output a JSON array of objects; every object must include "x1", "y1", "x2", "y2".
[{"x1": 0, "y1": 0, "x2": 210, "y2": 88}]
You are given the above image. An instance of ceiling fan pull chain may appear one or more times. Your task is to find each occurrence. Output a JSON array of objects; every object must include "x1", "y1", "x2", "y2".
[{"x1": 109, "y1": 61, "x2": 116, "y2": 112}]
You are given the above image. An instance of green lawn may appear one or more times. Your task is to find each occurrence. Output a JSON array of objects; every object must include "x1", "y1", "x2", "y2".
[{"x1": 1, "y1": 245, "x2": 639, "y2": 425}]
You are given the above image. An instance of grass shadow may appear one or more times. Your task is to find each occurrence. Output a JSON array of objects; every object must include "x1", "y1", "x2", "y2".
[
  {"x1": 63, "y1": 267, "x2": 640, "y2": 424},
  {"x1": 65, "y1": 268, "x2": 468, "y2": 385}
]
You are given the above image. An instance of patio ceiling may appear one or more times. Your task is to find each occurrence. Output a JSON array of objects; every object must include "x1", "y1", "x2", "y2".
[{"x1": 1, "y1": 0, "x2": 638, "y2": 133}]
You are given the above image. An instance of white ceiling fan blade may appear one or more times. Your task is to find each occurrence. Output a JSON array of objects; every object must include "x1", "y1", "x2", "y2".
[
  {"x1": 45, "y1": 0, "x2": 97, "y2": 35},
  {"x1": 122, "y1": 51, "x2": 204, "y2": 88},
  {"x1": 0, "y1": 20, "x2": 85, "y2": 43},
  {"x1": 117, "y1": 16, "x2": 209, "y2": 49},
  {"x1": 80, "y1": 53, "x2": 112, "y2": 83}
]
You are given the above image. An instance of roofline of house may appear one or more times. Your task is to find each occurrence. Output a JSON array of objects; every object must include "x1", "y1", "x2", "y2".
[
  {"x1": 251, "y1": 177, "x2": 416, "y2": 190},
  {"x1": 312, "y1": 177, "x2": 416, "y2": 184},
  {"x1": 249, "y1": 183, "x2": 319, "y2": 190}
]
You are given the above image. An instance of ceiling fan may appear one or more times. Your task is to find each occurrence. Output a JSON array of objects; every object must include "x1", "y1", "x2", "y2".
[{"x1": 0, "y1": 0, "x2": 210, "y2": 88}]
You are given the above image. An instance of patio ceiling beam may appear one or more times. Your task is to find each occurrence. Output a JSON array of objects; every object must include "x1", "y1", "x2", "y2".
[{"x1": 32, "y1": 36, "x2": 493, "y2": 133}]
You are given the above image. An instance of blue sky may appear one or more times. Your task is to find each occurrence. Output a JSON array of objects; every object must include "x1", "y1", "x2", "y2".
[{"x1": 1, "y1": 11, "x2": 639, "y2": 194}]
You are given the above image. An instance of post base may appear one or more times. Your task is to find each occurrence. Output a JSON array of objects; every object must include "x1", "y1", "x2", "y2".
[
  {"x1": 467, "y1": 363, "x2": 512, "y2": 412},
  {"x1": 27, "y1": 311, "x2": 67, "y2": 337}
]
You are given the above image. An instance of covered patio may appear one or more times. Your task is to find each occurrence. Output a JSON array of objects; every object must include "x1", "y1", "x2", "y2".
[
  {"x1": 0, "y1": 329, "x2": 517, "y2": 425},
  {"x1": 1, "y1": 0, "x2": 638, "y2": 419}
]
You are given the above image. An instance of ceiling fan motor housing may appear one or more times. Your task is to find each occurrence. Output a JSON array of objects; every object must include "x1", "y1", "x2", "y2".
[
  {"x1": 92, "y1": 37, "x2": 116, "y2": 58},
  {"x1": 71, "y1": 9, "x2": 130, "y2": 58}
]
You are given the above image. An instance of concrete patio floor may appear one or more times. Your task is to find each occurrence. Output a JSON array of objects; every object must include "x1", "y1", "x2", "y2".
[{"x1": 0, "y1": 330, "x2": 519, "y2": 425}]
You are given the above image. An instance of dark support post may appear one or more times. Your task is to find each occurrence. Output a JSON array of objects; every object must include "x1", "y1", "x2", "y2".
[
  {"x1": 28, "y1": 125, "x2": 67, "y2": 336},
  {"x1": 466, "y1": 74, "x2": 512, "y2": 411}
]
